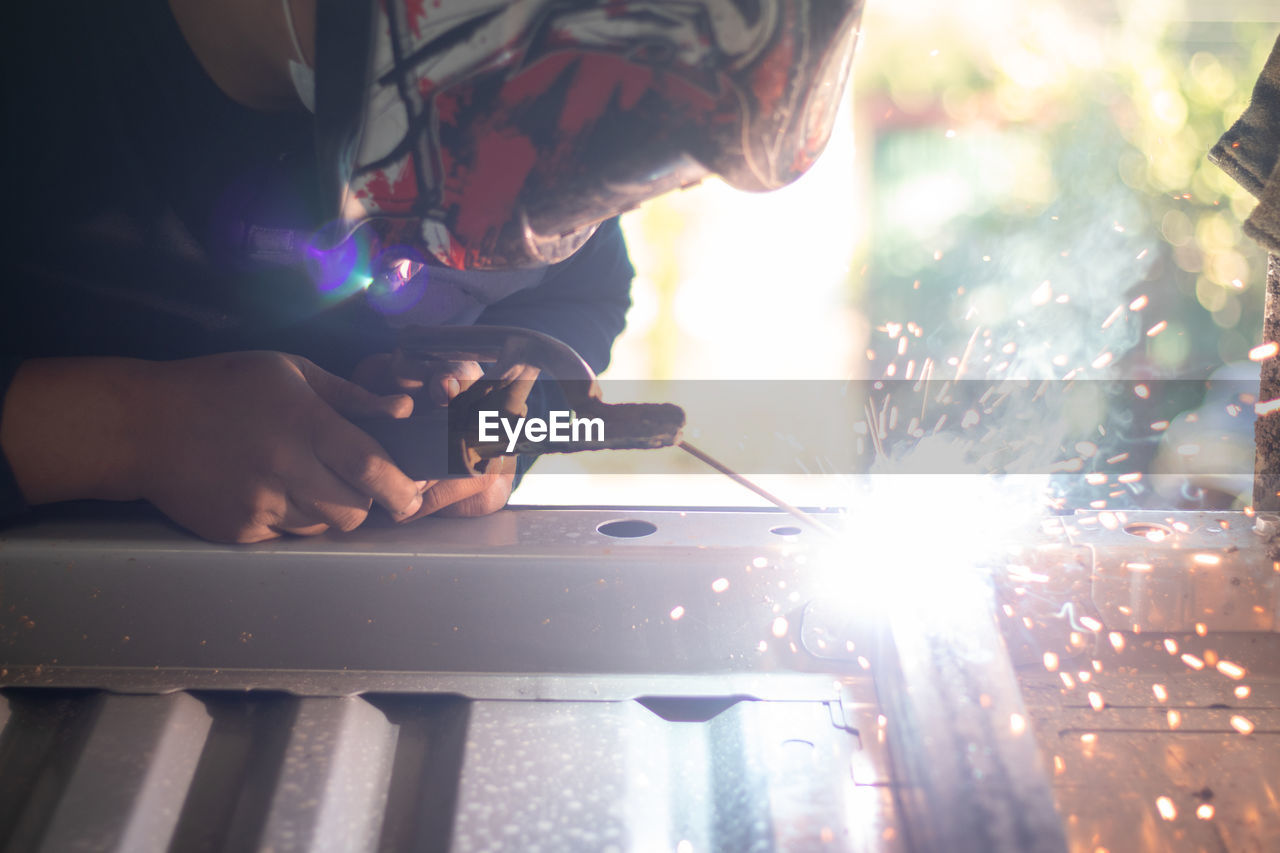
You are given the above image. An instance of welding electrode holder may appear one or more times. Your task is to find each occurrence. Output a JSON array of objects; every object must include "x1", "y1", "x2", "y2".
[{"x1": 351, "y1": 325, "x2": 686, "y2": 480}]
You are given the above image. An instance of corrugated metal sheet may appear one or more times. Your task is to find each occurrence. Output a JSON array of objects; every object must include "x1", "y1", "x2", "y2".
[{"x1": 0, "y1": 688, "x2": 883, "y2": 852}]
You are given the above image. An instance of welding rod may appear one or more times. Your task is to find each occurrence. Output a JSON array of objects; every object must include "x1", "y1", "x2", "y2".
[{"x1": 678, "y1": 441, "x2": 840, "y2": 538}]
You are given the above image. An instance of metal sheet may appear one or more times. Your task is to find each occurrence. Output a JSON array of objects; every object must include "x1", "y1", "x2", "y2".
[
  {"x1": 36, "y1": 693, "x2": 211, "y2": 853},
  {"x1": 1014, "y1": 513, "x2": 1280, "y2": 853},
  {"x1": 1024, "y1": 696, "x2": 1280, "y2": 852},
  {"x1": 0, "y1": 507, "x2": 910, "y2": 852},
  {"x1": 874, "y1": 572, "x2": 1066, "y2": 853},
  {"x1": 21, "y1": 505, "x2": 1273, "y2": 851},
  {"x1": 450, "y1": 699, "x2": 862, "y2": 852},
  {"x1": 1069, "y1": 510, "x2": 1280, "y2": 633},
  {"x1": 0, "y1": 690, "x2": 886, "y2": 853},
  {"x1": 258, "y1": 697, "x2": 398, "y2": 853},
  {"x1": 0, "y1": 507, "x2": 836, "y2": 682},
  {"x1": 0, "y1": 668, "x2": 866, "y2": 704}
]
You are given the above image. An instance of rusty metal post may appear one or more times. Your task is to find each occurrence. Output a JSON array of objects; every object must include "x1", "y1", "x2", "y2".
[{"x1": 1257, "y1": 255, "x2": 1280, "y2": 511}]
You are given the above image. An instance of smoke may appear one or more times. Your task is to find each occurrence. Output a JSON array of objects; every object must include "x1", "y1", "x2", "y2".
[{"x1": 862, "y1": 123, "x2": 1182, "y2": 511}]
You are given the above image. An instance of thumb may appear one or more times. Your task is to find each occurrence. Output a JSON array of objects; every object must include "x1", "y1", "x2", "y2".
[{"x1": 291, "y1": 356, "x2": 414, "y2": 420}]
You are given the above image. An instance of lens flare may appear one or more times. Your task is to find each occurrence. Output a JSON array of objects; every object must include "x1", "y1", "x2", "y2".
[
  {"x1": 364, "y1": 246, "x2": 430, "y2": 315},
  {"x1": 305, "y1": 223, "x2": 378, "y2": 298}
]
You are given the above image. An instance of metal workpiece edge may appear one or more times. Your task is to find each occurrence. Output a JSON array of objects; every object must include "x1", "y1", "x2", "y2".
[
  {"x1": 0, "y1": 507, "x2": 854, "y2": 680},
  {"x1": 0, "y1": 667, "x2": 872, "y2": 703}
]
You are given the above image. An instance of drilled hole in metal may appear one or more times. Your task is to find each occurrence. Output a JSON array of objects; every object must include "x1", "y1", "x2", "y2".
[
  {"x1": 770, "y1": 525, "x2": 803, "y2": 536},
  {"x1": 596, "y1": 519, "x2": 657, "y2": 538},
  {"x1": 781, "y1": 738, "x2": 816, "y2": 750},
  {"x1": 1123, "y1": 522, "x2": 1172, "y2": 538}
]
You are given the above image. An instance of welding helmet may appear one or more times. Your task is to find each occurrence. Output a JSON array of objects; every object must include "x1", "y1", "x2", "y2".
[{"x1": 314, "y1": 0, "x2": 864, "y2": 271}]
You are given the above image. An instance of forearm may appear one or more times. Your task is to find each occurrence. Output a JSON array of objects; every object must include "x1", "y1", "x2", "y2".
[{"x1": 0, "y1": 357, "x2": 156, "y2": 506}]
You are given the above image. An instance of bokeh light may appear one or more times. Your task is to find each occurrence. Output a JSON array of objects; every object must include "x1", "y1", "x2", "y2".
[{"x1": 517, "y1": 0, "x2": 1279, "y2": 507}]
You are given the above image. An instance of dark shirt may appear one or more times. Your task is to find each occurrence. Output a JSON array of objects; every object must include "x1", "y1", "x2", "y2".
[{"x1": 0, "y1": 0, "x2": 633, "y2": 521}]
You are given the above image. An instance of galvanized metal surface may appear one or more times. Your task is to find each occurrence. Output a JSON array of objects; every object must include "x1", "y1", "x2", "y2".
[
  {"x1": 873, "y1": 572, "x2": 1066, "y2": 853},
  {"x1": 1069, "y1": 509, "x2": 1280, "y2": 632},
  {"x1": 0, "y1": 689, "x2": 882, "y2": 853},
  {"x1": 800, "y1": 558, "x2": 1068, "y2": 852},
  {"x1": 1017, "y1": 510, "x2": 1280, "y2": 853},
  {"x1": 0, "y1": 507, "x2": 902, "y2": 852},
  {"x1": 0, "y1": 505, "x2": 844, "y2": 683},
  {"x1": 33, "y1": 692, "x2": 211, "y2": 853},
  {"x1": 3, "y1": 505, "x2": 1277, "y2": 852},
  {"x1": 1019, "y1": 636, "x2": 1280, "y2": 853}
]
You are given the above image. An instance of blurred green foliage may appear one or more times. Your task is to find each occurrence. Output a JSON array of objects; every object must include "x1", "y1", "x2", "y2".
[{"x1": 854, "y1": 1, "x2": 1275, "y2": 376}]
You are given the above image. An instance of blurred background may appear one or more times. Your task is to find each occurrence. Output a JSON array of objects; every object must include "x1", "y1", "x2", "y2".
[{"x1": 517, "y1": 0, "x2": 1280, "y2": 509}]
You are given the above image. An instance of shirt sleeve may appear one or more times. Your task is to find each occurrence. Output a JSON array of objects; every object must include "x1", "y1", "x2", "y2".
[
  {"x1": 474, "y1": 217, "x2": 634, "y2": 374},
  {"x1": 0, "y1": 357, "x2": 32, "y2": 523},
  {"x1": 472, "y1": 217, "x2": 635, "y2": 487}
]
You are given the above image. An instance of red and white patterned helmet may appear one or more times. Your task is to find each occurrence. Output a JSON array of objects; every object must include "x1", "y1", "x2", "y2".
[{"x1": 315, "y1": 0, "x2": 864, "y2": 270}]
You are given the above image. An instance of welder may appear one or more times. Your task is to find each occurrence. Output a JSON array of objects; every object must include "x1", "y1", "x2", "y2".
[{"x1": 0, "y1": 0, "x2": 862, "y2": 542}]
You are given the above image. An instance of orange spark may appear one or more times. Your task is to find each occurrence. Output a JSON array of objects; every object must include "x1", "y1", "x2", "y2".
[
  {"x1": 1216, "y1": 660, "x2": 1246, "y2": 680},
  {"x1": 1249, "y1": 342, "x2": 1279, "y2": 361}
]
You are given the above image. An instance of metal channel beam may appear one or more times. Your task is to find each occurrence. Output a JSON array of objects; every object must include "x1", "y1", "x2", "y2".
[
  {"x1": 874, "y1": 570, "x2": 1067, "y2": 853},
  {"x1": 804, "y1": 567, "x2": 1068, "y2": 853},
  {"x1": 0, "y1": 507, "x2": 836, "y2": 685}
]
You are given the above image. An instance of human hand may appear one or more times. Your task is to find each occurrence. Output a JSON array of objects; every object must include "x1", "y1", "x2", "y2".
[
  {"x1": 352, "y1": 352, "x2": 525, "y2": 518},
  {"x1": 136, "y1": 351, "x2": 427, "y2": 542},
  {"x1": 351, "y1": 353, "x2": 485, "y2": 407},
  {"x1": 405, "y1": 454, "x2": 517, "y2": 519}
]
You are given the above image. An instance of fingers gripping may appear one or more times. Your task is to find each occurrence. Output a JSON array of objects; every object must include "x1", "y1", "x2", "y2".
[
  {"x1": 292, "y1": 355, "x2": 413, "y2": 420},
  {"x1": 312, "y1": 414, "x2": 425, "y2": 519}
]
